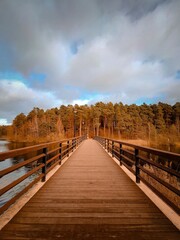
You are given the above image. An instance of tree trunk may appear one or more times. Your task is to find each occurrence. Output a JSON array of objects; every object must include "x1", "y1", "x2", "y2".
[
  {"x1": 108, "y1": 126, "x2": 110, "y2": 137},
  {"x1": 118, "y1": 129, "x2": 120, "y2": 139},
  {"x1": 79, "y1": 117, "x2": 82, "y2": 136},
  {"x1": 97, "y1": 125, "x2": 99, "y2": 136},
  {"x1": 104, "y1": 116, "x2": 106, "y2": 136}
]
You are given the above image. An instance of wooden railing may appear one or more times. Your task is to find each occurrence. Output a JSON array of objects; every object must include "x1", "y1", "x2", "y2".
[
  {"x1": 95, "y1": 136, "x2": 180, "y2": 213},
  {"x1": 0, "y1": 136, "x2": 86, "y2": 214}
]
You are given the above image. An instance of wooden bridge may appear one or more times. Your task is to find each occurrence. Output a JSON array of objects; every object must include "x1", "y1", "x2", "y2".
[{"x1": 0, "y1": 137, "x2": 180, "y2": 239}]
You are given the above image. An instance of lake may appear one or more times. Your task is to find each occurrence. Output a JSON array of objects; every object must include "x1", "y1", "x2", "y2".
[{"x1": 0, "y1": 140, "x2": 39, "y2": 208}]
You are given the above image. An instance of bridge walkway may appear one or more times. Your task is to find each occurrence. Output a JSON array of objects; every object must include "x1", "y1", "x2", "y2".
[{"x1": 0, "y1": 139, "x2": 179, "y2": 239}]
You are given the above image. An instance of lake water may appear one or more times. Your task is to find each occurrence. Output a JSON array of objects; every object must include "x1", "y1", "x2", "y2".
[{"x1": 0, "y1": 140, "x2": 39, "y2": 208}]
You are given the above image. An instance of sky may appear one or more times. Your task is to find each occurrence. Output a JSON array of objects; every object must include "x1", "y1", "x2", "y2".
[{"x1": 0, "y1": 0, "x2": 180, "y2": 125}]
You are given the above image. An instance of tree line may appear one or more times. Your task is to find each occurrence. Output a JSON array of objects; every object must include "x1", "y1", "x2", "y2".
[{"x1": 0, "y1": 102, "x2": 179, "y2": 145}]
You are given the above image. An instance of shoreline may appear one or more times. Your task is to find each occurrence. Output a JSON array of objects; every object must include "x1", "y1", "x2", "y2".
[{"x1": 0, "y1": 137, "x2": 179, "y2": 153}]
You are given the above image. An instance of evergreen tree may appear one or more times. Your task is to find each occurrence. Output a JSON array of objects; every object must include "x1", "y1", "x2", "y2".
[
  {"x1": 6, "y1": 101, "x2": 179, "y2": 143},
  {"x1": 152, "y1": 103, "x2": 166, "y2": 133}
]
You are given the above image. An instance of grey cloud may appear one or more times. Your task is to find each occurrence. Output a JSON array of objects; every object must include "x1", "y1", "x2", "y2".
[
  {"x1": 0, "y1": 0, "x2": 179, "y2": 123},
  {"x1": 0, "y1": 0, "x2": 169, "y2": 73},
  {"x1": 64, "y1": 0, "x2": 180, "y2": 100}
]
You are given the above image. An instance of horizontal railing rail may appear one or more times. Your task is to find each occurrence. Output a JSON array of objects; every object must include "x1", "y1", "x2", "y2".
[
  {"x1": 95, "y1": 136, "x2": 180, "y2": 213},
  {"x1": 0, "y1": 135, "x2": 86, "y2": 214}
]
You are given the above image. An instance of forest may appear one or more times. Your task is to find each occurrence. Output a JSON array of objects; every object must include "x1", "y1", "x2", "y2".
[{"x1": 0, "y1": 102, "x2": 179, "y2": 148}]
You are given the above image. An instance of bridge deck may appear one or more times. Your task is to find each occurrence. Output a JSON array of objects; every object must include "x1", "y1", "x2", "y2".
[{"x1": 0, "y1": 139, "x2": 179, "y2": 239}]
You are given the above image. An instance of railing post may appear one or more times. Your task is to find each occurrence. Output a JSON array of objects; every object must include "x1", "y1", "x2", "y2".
[
  {"x1": 72, "y1": 139, "x2": 74, "y2": 152},
  {"x1": 67, "y1": 140, "x2": 69, "y2": 157},
  {"x1": 42, "y1": 147, "x2": 47, "y2": 182},
  {"x1": 112, "y1": 141, "x2": 114, "y2": 157},
  {"x1": 102, "y1": 138, "x2": 106, "y2": 148},
  {"x1": 119, "y1": 143, "x2": 122, "y2": 166},
  {"x1": 108, "y1": 140, "x2": 109, "y2": 152},
  {"x1": 135, "y1": 148, "x2": 140, "y2": 183},
  {"x1": 59, "y1": 142, "x2": 62, "y2": 164},
  {"x1": 105, "y1": 139, "x2": 107, "y2": 149}
]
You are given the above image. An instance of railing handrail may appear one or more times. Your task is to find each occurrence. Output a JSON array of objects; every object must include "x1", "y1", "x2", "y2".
[
  {"x1": 0, "y1": 136, "x2": 81, "y2": 161},
  {"x1": 0, "y1": 135, "x2": 86, "y2": 214},
  {"x1": 100, "y1": 137, "x2": 180, "y2": 161},
  {"x1": 95, "y1": 136, "x2": 180, "y2": 214}
]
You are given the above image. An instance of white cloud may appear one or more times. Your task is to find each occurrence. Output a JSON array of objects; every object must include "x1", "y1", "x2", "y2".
[
  {"x1": 72, "y1": 99, "x2": 90, "y2": 106},
  {"x1": 0, "y1": 79, "x2": 62, "y2": 123},
  {"x1": 0, "y1": 119, "x2": 10, "y2": 126}
]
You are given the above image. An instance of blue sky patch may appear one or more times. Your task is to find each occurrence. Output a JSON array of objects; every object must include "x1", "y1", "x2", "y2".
[
  {"x1": 135, "y1": 96, "x2": 162, "y2": 105},
  {"x1": 175, "y1": 70, "x2": 180, "y2": 79},
  {"x1": 70, "y1": 39, "x2": 83, "y2": 55},
  {"x1": 29, "y1": 73, "x2": 46, "y2": 83},
  {"x1": 0, "y1": 71, "x2": 25, "y2": 82}
]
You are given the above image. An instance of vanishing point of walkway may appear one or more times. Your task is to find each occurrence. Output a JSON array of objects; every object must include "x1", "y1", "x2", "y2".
[{"x1": 0, "y1": 139, "x2": 179, "y2": 239}]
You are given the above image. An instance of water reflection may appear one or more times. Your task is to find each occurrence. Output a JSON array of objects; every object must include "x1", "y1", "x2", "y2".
[
  {"x1": 0, "y1": 140, "x2": 39, "y2": 208},
  {"x1": 0, "y1": 140, "x2": 10, "y2": 152}
]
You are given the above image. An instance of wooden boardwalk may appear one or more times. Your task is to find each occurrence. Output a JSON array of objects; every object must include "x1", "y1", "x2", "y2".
[{"x1": 0, "y1": 139, "x2": 179, "y2": 239}]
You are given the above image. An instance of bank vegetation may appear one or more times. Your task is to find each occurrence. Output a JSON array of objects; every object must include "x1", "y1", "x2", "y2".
[{"x1": 0, "y1": 102, "x2": 179, "y2": 152}]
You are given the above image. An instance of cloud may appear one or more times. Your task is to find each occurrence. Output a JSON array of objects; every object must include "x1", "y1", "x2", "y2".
[
  {"x1": 0, "y1": 119, "x2": 10, "y2": 125},
  {"x1": 0, "y1": 0, "x2": 180, "y2": 123},
  {"x1": 63, "y1": 0, "x2": 180, "y2": 103},
  {"x1": 72, "y1": 99, "x2": 90, "y2": 106},
  {"x1": 0, "y1": 79, "x2": 62, "y2": 123}
]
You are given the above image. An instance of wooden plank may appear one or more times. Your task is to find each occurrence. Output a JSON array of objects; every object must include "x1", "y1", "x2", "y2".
[
  {"x1": 21, "y1": 206, "x2": 162, "y2": 214},
  {"x1": 9, "y1": 216, "x2": 174, "y2": 225},
  {"x1": 1, "y1": 227, "x2": 180, "y2": 240},
  {"x1": 0, "y1": 139, "x2": 179, "y2": 240},
  {"x1": 3, "y1": 223, "x2": 176, "y2": 231},
  {"x1": 16, "y1": 211, "x2": 167, "y2": 219}
]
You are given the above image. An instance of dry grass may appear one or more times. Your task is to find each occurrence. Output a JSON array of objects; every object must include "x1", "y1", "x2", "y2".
[{"x1": 123, "y1": 139, "x2": 148, "y2": 146}]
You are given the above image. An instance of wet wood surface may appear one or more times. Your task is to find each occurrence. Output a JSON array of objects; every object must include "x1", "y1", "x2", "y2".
[{"x1": 0, "y1": 139, "x2": 179, "y2": 239}]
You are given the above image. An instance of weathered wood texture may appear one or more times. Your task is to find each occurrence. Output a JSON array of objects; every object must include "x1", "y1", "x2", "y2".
[{"x1": 0, "y1": 139, "x2": 179, "y2": 239}]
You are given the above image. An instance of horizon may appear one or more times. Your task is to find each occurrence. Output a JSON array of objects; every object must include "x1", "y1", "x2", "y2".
[{"x1": 0, "y1": 0, "x2": 180, "y2": 125}]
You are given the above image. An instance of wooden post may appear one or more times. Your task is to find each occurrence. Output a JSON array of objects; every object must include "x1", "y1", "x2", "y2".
[
  {"x1": 59, "y1": 142, "x2": 62, "y2": 164},
  {"x1": 74, "y1": 138, "x2": 76, "y2": 149},
  {"x1": 67, "y1": 140, "x2": 69, "y2": 157},
  {"x1": 119, "y1": 143, "x2": 122, "y2": 166},
  {"x1": 72, "y1": 139, "x2": 75, "y2": 152},
  {"x1": 42, "y1": 147, "x2": 47, "y2": 182},
  {"x1": 112, "y1": 141, "x2": 114, "y2": 157},
  {"x1": 135, "y1": 148, "x2": 140, "y2": 183},
  {"x1": 108, "y1": 140, "x2": 109, "y2": 152}
]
